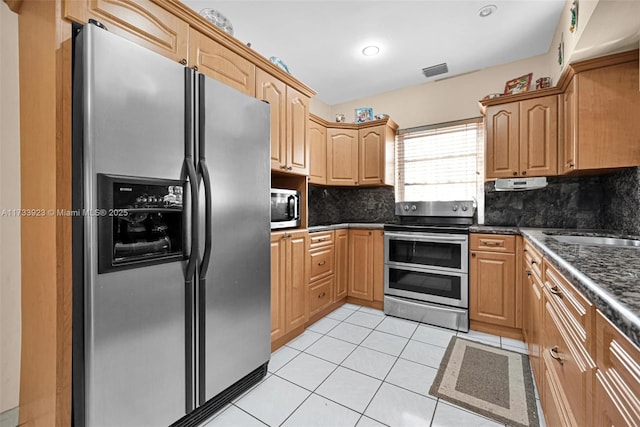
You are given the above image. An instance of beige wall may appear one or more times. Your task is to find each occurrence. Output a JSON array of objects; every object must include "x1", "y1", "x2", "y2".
[
  {"x1": 329, "y1": 54, "x2": 550, "y2": 129},
  {"x1": 309, "y1": 97, "x2": 333, "y2": 122},
  {"x1": 0, "y1": 1, "x2": 21, "y2": 413}
]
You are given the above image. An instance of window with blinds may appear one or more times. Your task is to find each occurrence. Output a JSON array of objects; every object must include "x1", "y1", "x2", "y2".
[{"x1": 395, "y1": 118, "x2": 485, "y2": 221}]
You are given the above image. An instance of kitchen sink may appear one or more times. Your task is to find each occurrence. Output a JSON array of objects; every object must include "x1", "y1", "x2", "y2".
[{"x1": 547, "y1": 234, "x2": 640, "y2": 248}]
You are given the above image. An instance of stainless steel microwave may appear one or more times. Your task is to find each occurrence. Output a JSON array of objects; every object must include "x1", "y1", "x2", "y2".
[{"x1": 270, "y1": 188, "x2": 300, "y2": 230}]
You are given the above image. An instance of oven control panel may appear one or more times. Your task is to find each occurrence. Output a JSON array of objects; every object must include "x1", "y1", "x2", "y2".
[{"x1": 396, "y1": 201, "x2": 475, "y2": 218}]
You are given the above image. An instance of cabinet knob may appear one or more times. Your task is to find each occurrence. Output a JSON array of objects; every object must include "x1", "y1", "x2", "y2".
[
  {"x1": 471, "y1": 252, "x2": 476, "y2": 257},
  {"x1": 193, "y1": 65, "x2": 199, "y2": 71},
  {"x1": 531, "y1": 260, "x2": 537, "y2": 265},
  {"x1": 280, "y1": 165, "x2": 287, "y2": 170},
  {"x1": 568, "y1": 162, "x2": 575, "y2": 168},
  {"x1": 513, "y1": 171, "x2": 518, "y2": 176},
  {"x1": 179, "y1": 58, "x2": 187, "y2": 65},
  {"x1": 526, "y1": 270, "x2": 532, "y2": 276},
  {"x1": 522, "y1": 171, "x2": 527, "y2": 176},
  {"x1": 287, "y1": 166, "x2": 293, "y2": 171},
  {"x1": 368, "y1": 231, "x2": 372, "y2": 236}
]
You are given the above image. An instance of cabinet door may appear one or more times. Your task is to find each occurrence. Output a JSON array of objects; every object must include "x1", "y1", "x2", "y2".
[
  {"x1": 485, "y1": 103, "x2": 519, "y2": 178},
  {"x1": 334, "y1": 229, "x2": 349, "y2": 301},
  {"x1": 285, "y1": 232, "x2": 309, "y2": 332},
  {"x1": 286, "y1": 87, "x2": 310, "y2": 175},
  {"x1": 373, "y1": 230, "x2": 385, "y2": 303},
  {"x1": 348, "y1": 230, "x2": 373, "y2": 301},
  {"x1": 270, "y1": 233, "x2": 286, "y2": 341},
  {"x1": 327, "y1": 128, "x2": 358, "y2": 185},
  {"x1": 358, "y1": 125, "x2": 385, "y2": 185},
  {"x1": 519, "y1": 96, "x2": 558, "y2": 176},
  {"x1": 524, "y1": 269, "x2": 543, "y2": 386},
  {"x1": 256, "y1": 69, "x2": 287, "y2": 171},
  {"x1": 309, "y1": 120, "x2": 327, "y2": 184},
  {"x1": 594, "y1": 311, "x2": 640, "y2": 426},
  {"x1": 189, "y1": 28, "x2": 255, "y2": 96},
  {"x1": 309, "y1": 276, "x2": 334, "y2": 318},
  {"x1": 469, "y1": 250, "x2": 516, "y2": 327},
  {"x1": 64, "y1": 0, "x2": 189, "y2": 64},
  {"x1": 561, "y1": 77, "x2": 578, "y2": 174}
]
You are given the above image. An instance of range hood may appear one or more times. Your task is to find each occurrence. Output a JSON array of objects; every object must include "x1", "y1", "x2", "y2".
[{"x1": 494, "y1": 177, "x2": 548, "y2": 191}]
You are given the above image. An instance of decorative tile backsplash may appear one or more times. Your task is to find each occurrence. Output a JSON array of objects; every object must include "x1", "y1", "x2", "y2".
[
  {"x1": 308, "y1": 186, "x2": 396, "y2": 226},
  {"x1": 484, "y1": 167, "x2": 640, "y2": 235},
  {"x1": 308, "y1": 167, "x2": 640, "y2": 236}
]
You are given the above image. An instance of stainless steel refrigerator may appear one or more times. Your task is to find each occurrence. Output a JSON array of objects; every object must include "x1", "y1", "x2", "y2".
[{"x1": 72, "y1": 23, "x2": 271, "y2": 427}]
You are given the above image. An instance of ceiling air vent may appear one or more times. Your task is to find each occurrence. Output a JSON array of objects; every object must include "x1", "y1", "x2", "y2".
[{"x1": 422, "y1": 63, "x2": 448, "y2": 78}]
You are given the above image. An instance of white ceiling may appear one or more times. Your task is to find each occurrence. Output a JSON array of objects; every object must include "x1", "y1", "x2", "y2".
[{"x1": 182, "y1": 0, "x2": 566, "y2": 105}]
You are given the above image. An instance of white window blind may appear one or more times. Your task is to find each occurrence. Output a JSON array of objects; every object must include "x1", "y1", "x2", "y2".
[{"x1": 395, "y1": 118, "x2": 485, "y2": 221}]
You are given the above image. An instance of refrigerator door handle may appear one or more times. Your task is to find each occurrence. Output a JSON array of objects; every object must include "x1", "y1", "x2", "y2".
[
  {"x1": 184, "y1": 159, "x2": 199, "y2": 281},
  {"x1": 198, "y1": 159, "x2": 213, "y2": 279}
]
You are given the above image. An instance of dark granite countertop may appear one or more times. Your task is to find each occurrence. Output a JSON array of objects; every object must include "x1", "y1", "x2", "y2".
[
  {"x1": 469, "y1": 225, "x2": 520, "y2": 235},
  {"x1": 520, "y1": 228, "x2": 640, "y2": 348},
  {"x1": 308, "y1": 223, "x2": 385, "y2": 233}
]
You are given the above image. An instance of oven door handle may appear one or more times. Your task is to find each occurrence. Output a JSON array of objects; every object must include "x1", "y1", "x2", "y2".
[{"x1": 385, "y1": 232, "x2": 467, "y2": 242}]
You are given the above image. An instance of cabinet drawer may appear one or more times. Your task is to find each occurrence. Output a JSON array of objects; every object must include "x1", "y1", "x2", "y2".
[
  {"x1": 470, "y1": 233, "x2": 516, "y2": 253},
  {"x1": 309, "y1": 246, "x2": 335, "y2": 282},
  {"x1": 309, "y1": 276, "x2": 334, "y2": 316},
  {"x1": 594, "y1": 311, "x2": 640, "y2": 426},
  {"x1": 543, "y1": 260, "x2": 594, "y2": 351},
  {"x1": 309, "y1": 231, "x2": 334, "y2": 248},
  {"x1": 523, "y1": 239, "x2": 543, "y2": 279},
  {"x1": 543, "y1": 300, "x2": 594, "y2": 427}
]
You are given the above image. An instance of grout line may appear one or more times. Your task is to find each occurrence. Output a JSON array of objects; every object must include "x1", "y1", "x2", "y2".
[{"x1": 229, "y1": 404, "x2": 270, "y2": 426}]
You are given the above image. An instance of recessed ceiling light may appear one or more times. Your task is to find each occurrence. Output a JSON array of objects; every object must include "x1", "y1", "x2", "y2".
[
  {"x1": 362, "y1": 45, "x2": 380, "y2": 56},
  {"x1": 478, "y1": 4, "x2": 497, "y2": 17}
]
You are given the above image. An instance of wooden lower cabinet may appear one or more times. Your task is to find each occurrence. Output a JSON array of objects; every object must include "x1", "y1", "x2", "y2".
[
  {"x1": 469, "y1": 234, "x2": 521, "y2": 336},
  {"x1": 372, "y1": 230, "x2": 384, "y2": 303},
  {"x1": 335, "y1": 229, "x2": 349, "y2": 300},
  {"x1": 594, "y1": 310, "x2": 640, "y2": 426},
  {"x1": 271, "y1": 230, "x2": 309, "y2": 346},
  {"x1": 523, "y1": 241, "x2": 544, "y2": 385},
  {"x1": 309, "y1": 276, "x2": 334, "y2": 317},
  {"x1": 348, "y1": 229, "x2": 374, "y2": 301}
]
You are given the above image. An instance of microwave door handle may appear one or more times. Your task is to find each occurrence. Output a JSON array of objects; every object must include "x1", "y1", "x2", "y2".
[{"x1": 287, "y1": 195, "x2": 298, "y2": 221}]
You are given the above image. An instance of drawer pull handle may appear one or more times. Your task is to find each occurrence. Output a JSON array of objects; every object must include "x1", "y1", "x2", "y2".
[
  {"x1": 316, "y1": 238, "x2": 328, "y2": 242},
  {"x1": 525, "y1": 270, "x2": 532, "y2": 276},
  {"x1": 549, "y1": 286, "x2": 563, "y2": 297},
  {"x1": 531, "y1": 260, "x2": 537, "y2": 265},
  {"x1": 523, "y1": 248, "x2": 528, "y2": 252},
  {"x1": 318, "y1": 292, "x2": 326, "y2": 298},
  {"x1": 482, "y1": 241, "x2": 501, "y2": 246},
  {"x1": 318, "y1": 261, "x2": 326, "y2": 266},
  {"x1": 549, "y1": 346, "x2": 563, "y2": 364}
]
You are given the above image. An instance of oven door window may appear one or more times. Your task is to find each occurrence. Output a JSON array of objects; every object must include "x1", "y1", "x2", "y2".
[
  {"x1": 388, "y1": 239, "x2": 462, "y2": 270},
  {"x1": 388, "y1": 268, "x2": 462, "y2": 300}
]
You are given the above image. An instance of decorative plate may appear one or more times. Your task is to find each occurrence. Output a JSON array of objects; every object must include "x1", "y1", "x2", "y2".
[
  {"x1": 269, "y1": 57, "x2": 290, "y2": 74},
  {"x1": 199, "y1": 8, "x2": 234, "y2": 36}
]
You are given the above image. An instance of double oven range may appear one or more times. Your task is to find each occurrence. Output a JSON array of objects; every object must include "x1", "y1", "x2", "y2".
[{"x1": 384, "y1": 201, "x2": 476, "y2": 332}]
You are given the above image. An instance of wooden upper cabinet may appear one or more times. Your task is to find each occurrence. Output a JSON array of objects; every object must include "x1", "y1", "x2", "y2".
[
  {"x1": 561, "y1": 77, "x2": 578, "y2": 173},
  {"x1": 561, "y1": 59, "x2": 640, "y2": 172},
  {"x1": 309, "y1": 119, "x2": 327, "y2": 185},
  {"x1": 519, "y1": 96, "x2": 558, "y2": 176},
  {"x1": 327, "y1": 128, "x2": 358, "y2": 185},
  {"x1": 256, "y1": 69, "x2": 287, "y2": 171},
  {"x1": 485, "y1": 96, "x2": 558, "y2": 178},
  {"x1": 286, "y1": 87, "x2": 310, "y2": 175},
  {"x1": 189, "y1": 28, "x2": 255, "y2": 97},
  {"x1": 64, "y1": 0, "x2": 189, "y2": 64},
  {"x1": 358, "y1": 125, "x2": 385, "y2": 186},
  {"x1": 485, "y1": 103, "x2": 519, "y2": 178}
]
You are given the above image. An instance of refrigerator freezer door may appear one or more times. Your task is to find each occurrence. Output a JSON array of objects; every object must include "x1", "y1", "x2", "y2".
[
  {"x1": 197, "y1": 75, "x2": 271, "y2": 403},
  {"x1": 79, "y1": 25, "x2": 188, "y2": 426}
]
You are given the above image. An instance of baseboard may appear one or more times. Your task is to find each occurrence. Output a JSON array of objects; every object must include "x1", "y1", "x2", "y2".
[
  {"x1": 270, "y1": 325, "x2": 305, "y2": 352},
  {"x1": 470, "y1": 320, "x2": 524, "y2": 341},
  {"x1": 346, "y1": 296, "x2": 383, "y2": 310},
  {"x1": 0, "y1": 407, "x2": 19, "y2": 427}
]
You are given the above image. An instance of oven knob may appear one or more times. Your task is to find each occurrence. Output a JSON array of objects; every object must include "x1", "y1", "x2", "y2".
[
  {"x1": 403, "y1": 205, "x2": 409, "y2": 211},
  {"x1": 411, "y1": 205, "x2": 417, "y2": 211},
  {"x1": 462, "y1": 205, "x2": 468, "y2": 211},
  {"x1": 452, "y1": 205, "x2": 459, "y2": 211}
]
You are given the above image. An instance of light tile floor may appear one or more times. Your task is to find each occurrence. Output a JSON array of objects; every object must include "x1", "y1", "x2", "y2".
[{"x1": 202, "y1": 303, "x2": 545, "y2": 427}]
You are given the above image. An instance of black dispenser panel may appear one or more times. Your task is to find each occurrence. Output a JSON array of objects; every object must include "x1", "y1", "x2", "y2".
[{"x1": 97, "y1": 174, "x2": 185, "y2": 273}]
